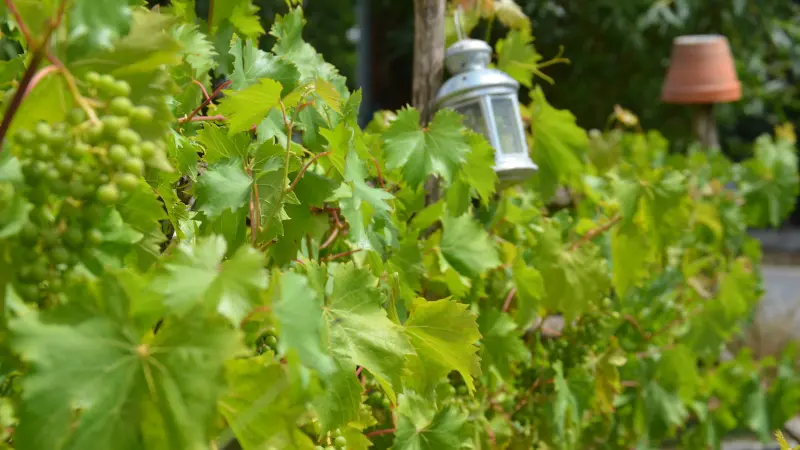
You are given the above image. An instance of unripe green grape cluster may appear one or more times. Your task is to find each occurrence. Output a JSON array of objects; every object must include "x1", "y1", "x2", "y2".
[
  {"x1": 10, "y1": 72, "x2": 167, "y2": 303},
  {"x1": 315, "y1": 428, "x2": 347, "y2": 450}
]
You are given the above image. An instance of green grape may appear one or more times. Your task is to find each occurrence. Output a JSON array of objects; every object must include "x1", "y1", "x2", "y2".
[
  {"x1": 102, "y1": 116, "x2": 127, "y2": 138},
  {"x1": 15, "y1": 129, "x2": 35, "y2": 145},
  {"x1": 265, "y1": 335, "x2": 278, "y2": 348},
  {"x1": 314, "y1": 447, "x2": 325, "y2": 450},
  {"x1": 108, "y1": 144, "x2": 128, "y2": 164},
  {"x1": 85, "y1": 71, "x2": 101, "y2": 86},
  {"x1": 51, "y1": 246, "x2": 70, "y2": 265},
  {"x1": 48, "y1": 277, "x2": 63, "y2": 292},
  {"x1": 68, "y1": 179, "x2": 87, "y2": 199},
  {"x1": 117, "y1": 128, "x2": 141, "y2": 146},
  {"x1": 41, "y1": 229, "x2": 59, "y2": 248},
  {"x1": 98, "y1": 74, "x2": 116, "y2": 91},
  {"x1": 86, "y1": 229, "x2": 103, "y2": 246},
  {"x1": 368, "y1": 391, "x2": 383, "y2": 403},
  {"x1": 28, "y1": 187, "x2": 48, "y2": 205},
  {"x1": 63, "y1": 227, "x2": 83, "y2": 249},
  {"x1": 128, "y1": 144, "x2": 142, "y2": 158},
  {"x1": 55, "y1": 156, "x2": 74, "y2": 175},
  {"x1": 332, "y1": 429, "x2": 342, "y2": 438},
  {"x1": 380, "y1": 397, "x2": 390, "y2": 409},
  {"x1": 84, "y1": 204, "x2": 105, "y2": 222},
  {"x1": 123, "y1": 157, "x2": 144, "y2": 175},
  {"x1": 109, "y1": 97, "x2": 134, "y2": 116},
  {"x1": 131, "y1": 105, "x2": 154, "y2": 122},
  {"x1": 85, "y1": 122, "x2": 105, "y2": 144},
  {"x1": 34, "y1": 122, "x2": 52, "y2": 141},
  {"x1": 67, "y1": 108, "x2": 87, "y2": 125},
  {"x1": 34, "y1": 144, "x2": 52, "y2": 160},
  {"x1": 111, "y1": 80, "x2": 131, "y2": 97},
  {"x1": 456, "y1": 385, "x2": 468, "y2": 395},
  {"x1": 97, "y1": 183, "x2": 120, "y2": 205},
  {"x1": 334, "y1": 436, "x2": 347, "y2": 448},
  {"x1": 20, "y1": 223, "x2": 38, "y2": 245},
  {"x1": 446, "y1": 384, "x2": 456, "y2": 397},
  {"x1": 325, "y1": 446, "x2": 336, "y2": 450},
  {"x1": 138, "y1": 141, "x2": 157, "y2": 159},
  {"x1": 44, "y1": 167, "x2": 60, "y2": 182},
  {"x1": 30, "y1": 261, "x2": 49, "y2": 282},
  {"x1": 116, "y1": 173, "x2": 139, "y2": 192},
  {"x1": 69, "y1": 142, "x2": 90, "y2": 159}
]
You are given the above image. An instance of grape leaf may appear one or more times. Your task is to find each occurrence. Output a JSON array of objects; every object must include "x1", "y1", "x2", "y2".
[
  {"x1": 69, "y1": 0, "x2": 137, "y2": 51},
  {"x1": 440, "y1": 213, "x2": 501, "y2": 278},
  {"x1": 534, "y1": 220, "x2": 609, "y2": 322},
  {"x1": 272, "y1": 272, "x2": 334, "y2": 375},
  {"x1": 269, "y1": 8, "x2": 345, "y2": 88},
  {"x1": 496, "y1": 27, "x2": 542, "y2": 88},
  {"x1": 219, "y1": 355, "x2": 315, "y2": 450},
  {"x1": 9, "y1": 300, "x2": 238, "y2": 450},
  {"x1": 394, "y1": 401, "x2": 468, "y2": 450},
  {"x1": 383, "y1": 108, "x2": 471, "y2": 188},
  {"x1": 216, "y1": 79, "x2": 283, "y2": 134},
  {"x1": 402, "y1": 298, "x2": 482, "y2": 394},
  {"x1": 153, "y1": 235, "x2": 268, "y2": 326},
  {"x1": 553, "y1": 362, "x2": 580, "y2": 443},
  {"x1": 738, "y1": 134, "x2": 800, "y2": 227},
  {"x1": 194, "y1": 125, "x2": 251, "y2": 163},
  {"x1": 229, "y1": 37, "x2": 299, "y2": 92},
  {"x1": 529, "y1": 86, "x2": 588, "y2": 199},
  {"x1": 313, "y1": 361, "x2": 362, "y2": 434},
  {"x1": 323, "y1": 263, "x2": 413, "y2": 392},
  {"x1": 477, "y1": 309, "x2": 529, "y2": 378},
  {"x1": 171, "y1": 23, "x2": 217, "y2": 78},
  {"x1": 194, "y1": 157, "x2": 252, "y2": 219},
  {"x1": 511, "y1": 258, "x2": 544, "y2": 327},
  {"x1": 209, "y1": 0, "x2": 264, "y2": 38},
  {"x1": 459, "y1": 133, "x2": 498, "y2": 201}
]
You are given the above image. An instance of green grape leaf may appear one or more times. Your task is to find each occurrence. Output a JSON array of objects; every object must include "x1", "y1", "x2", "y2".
[
  {"x1": 394, "y1": 401, "x2": 467, "y2": 450},
  {"x1": 534, "y1": 220, "x2": 609, "y2": 322},
  {"x1": 216, "y1": 78, "x2": 283, "y2": 134},
  {"x1": 440, "y1": 213, "x2": 501, "y2": 278},
  {"x1": 219, "y1": 355, "x2": 315, "y2": 450},
  {"x1": 10, "y1": 73, "x2": 72, "y2": 137},
  {"x1": 403, "y1": 298, "x2": 482, "y2": 394},
  {"x1": 272, "y1": 272, "x2": 334, "y2": 375},
  {"x1": 478, "y1": 309, "x2": 530, "y2": 378},
  {"x1": 323, "y1": 263, "x2": 413, "y2": 392},
  {"x1": 739, "y1": 134, "x2": 800, "y2": 227},
  {"x1": 511, "y1": 258, "x2": 544, "y2": 327},
  {"x1": 313, "y1": 361, "x2": 362, "y2": 434},
  {"x1": 270, "y1": 8, "x2": 344, "y2": 88},
  {"x1": 71, "y1": 10, "x2": 183, "y2": 76},
  {"x1": 171, "y1": 23, "x2": 217, "y2": 78},
  {"x1": 529, "y1": 86, "x2": 588, "y2": 199},
  {"x1": 9, "y1": 301, "x2": 238, "y2": 450},
  {"x1": 553, "y1": 362, "x2": 580, "y2": 442},
  {"x1": 334, "y1": 149, "x2": 394, "y2": 251},
  {"x1": 610, "y1": 226, "x2": 649, "y2": 297},
  {"x1": 166, "y1": 130, "x2": 199, "y2": 179},
  {"x1": 383, "y1": 108, "x2": 471, "y2": 188},
  {"x1": 209, "y1": 0, "x2": 264, "y2": 38},
  {"x1": 496, "y1": 27, "x2": 542, "y2": 88},
  {"x1": 194, "y1": 157, "x2": 252, "y2": 219},
  {"x1": 644, "y1": 381, "x2": 688, "y2": 430},
  {"x1": 153, "y1": 235, "x2": 268, "y2": 326},
  {"x1": 68, "y1": 0, "x2": 138, "y2": 51},
  {"x1": 459, "y1": 133, "x2": 498, "y2": 201},
  {"x1": 194, "y1": 125, "x2": 251, "y2": 163},
  {"x1": 229, "y1": 37, "x2": 299, "y2": 92}
]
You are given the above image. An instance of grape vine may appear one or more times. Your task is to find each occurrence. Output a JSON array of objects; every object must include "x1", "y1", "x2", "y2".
[{"x1": 0, "y1": 1, "x2": 798, "y2": 450}]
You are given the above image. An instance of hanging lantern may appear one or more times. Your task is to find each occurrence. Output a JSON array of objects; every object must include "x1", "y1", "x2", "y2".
[{"x1": 435, "y1": 34, "x2": 537, "y2": 186}]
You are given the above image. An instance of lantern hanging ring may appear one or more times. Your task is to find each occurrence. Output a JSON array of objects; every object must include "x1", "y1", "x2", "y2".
[{"x1": 454, "y1": 5, "x2": 466, "y2": 41}]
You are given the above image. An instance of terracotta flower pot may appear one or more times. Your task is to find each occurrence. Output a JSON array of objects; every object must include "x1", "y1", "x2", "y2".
[{"x1": 661, "y1": 34, "x2": 741, "y2": 104}]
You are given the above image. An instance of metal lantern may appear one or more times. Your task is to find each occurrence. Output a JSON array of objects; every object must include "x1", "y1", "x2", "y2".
[{"x1": 435, "y1": 37, "x2": 537, "y2": 185}]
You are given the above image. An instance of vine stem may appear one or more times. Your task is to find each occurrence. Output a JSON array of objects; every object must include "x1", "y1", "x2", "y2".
[
  {"x1": 182, "y1": 114, "x2": 226, "y2": 123},
  {"x1": 568, "y1": 215, "x2": 621, "y2": 250},
  {"x1": 288, "y1": 151, "x2": 330, "y2": 193},
  {"x1": 179, "y1": 79, "x2": 231, "y2": 124},
  {"x1": 24, "y1": 65, "x2": 58, "y2": 97},
  {"x1": 501, "y1": 287, "x2": 516, "y2": 312},
  {"x1": 319, "y1": 228, "x2": 339, "y2": 250},
  {"x1": 192, "y1": 79, "x2": 211, "y2": 100},
  {"x1": 46, "y1": 51, "x2": 99, "y2": 123},
  {"x1": 324, "y1": 249, "x2": 361, "y2": 262},
  {"x1": 0, "y1": 0, "x2": 68, "y2": 147},
  {"x1": 366, "y1": 428, "x2": 396, "y2": 438}
]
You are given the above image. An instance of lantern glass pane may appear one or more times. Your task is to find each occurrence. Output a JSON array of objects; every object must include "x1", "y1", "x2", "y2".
[
  {"x1": 454, "y1": 102, "x2": 489, "y2": 141},
  {"x1": 491, "y1": 97, "x2": 524, "y2": 155}
]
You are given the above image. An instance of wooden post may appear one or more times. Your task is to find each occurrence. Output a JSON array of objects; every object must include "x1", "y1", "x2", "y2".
[
  {"x1": 413, "y1": 0, "x2": 446, "y2": 205},
  {"x1": 692, "y1": 104, "x2": 720, "y2": 150}
]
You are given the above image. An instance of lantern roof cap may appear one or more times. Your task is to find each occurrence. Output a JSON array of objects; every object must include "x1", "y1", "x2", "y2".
[{"x1": 445, "y1": 38, "x2": 492, "y2": 74}]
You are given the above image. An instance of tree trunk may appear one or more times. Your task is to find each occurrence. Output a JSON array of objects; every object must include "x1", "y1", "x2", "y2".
[
  {"x1": 413, "y1": 0, "x2": 446, "y2": 205},
  {"x1": 692, "y1": 104, "x2": 720, "y2": 150}
]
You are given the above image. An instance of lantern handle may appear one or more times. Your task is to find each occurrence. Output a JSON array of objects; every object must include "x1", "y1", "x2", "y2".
[{"x1": 454, "y1": 5, "x2": 466, "y2": 41}]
